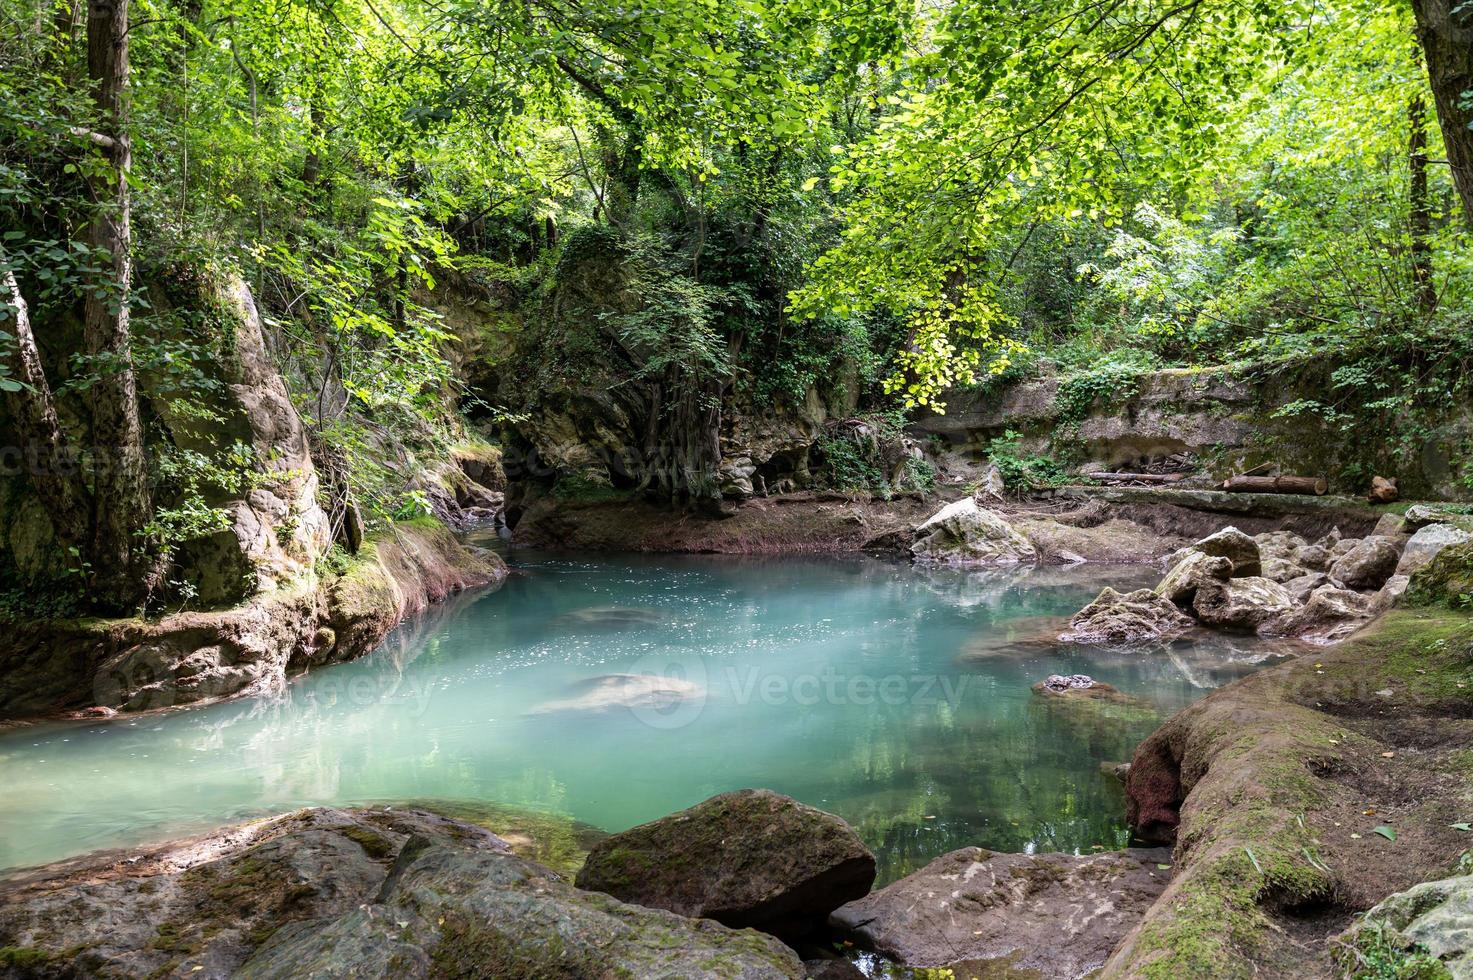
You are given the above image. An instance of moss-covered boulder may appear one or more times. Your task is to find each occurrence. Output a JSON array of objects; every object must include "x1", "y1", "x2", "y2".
[
  {"x1": 1406, "y1": 541, "x2": 1473, "y2": 608},
  {"x1": 0, "y1": 806, "x2": 803, "y2": 980},
  {"x1": 575, "y1": 789, "x2": 876, "y2": 934}
]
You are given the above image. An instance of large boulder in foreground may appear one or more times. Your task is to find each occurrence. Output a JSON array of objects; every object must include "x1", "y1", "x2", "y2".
[
  {"x1": 1059, "y1": 587, "x2": 1195, "y2": 647},
  {"x1": 0, "y1": 806, "x2": 802, "y2": 980},
  {"x1": 910, "y1": 498, "x2": 1037, "y2": 565},
  {"x1": 829, "y1": 846, "x2": 1171, "y2": 976},
  {"x1": 575, "y1": 789, "x2": 875, "y2": 932}
]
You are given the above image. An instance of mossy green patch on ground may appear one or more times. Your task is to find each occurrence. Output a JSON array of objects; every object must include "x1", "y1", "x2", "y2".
[{"x1": 396, "y1": 799, "x2": 608, "y2": 877}]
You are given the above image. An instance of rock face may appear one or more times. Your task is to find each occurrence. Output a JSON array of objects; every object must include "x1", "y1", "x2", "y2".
[
  {"x1": 0, "y1": 522, "x2": 506, "y2": 718},
  {"x1": 155, "y1": 276, "x2": 333, "y2": 606},
  {"x1": 575, "y1": 789, "x2": 876, "y2": 932},
  {"x1": 1329, "y1": 535, "x2": 1403, "y2": 590},
  {"x1": 910, "y1": 498, "x2": 1037, "y2": 565},
  {"x1": 829, "y1": 846, "x2": 1171, "y2": 976},
  {"x1": 1192, "y1": 576, "x2": 1298, "y2": 632},
  {"x1": 0, "y1": 806, "x2": 802, "y2": 980},
  {"x1": 1059, "y1": 587, "x2": 1195, "y2": 647},
  {"x1": 1340, "y1": 874, "x2": 1473, "y2": 978}
]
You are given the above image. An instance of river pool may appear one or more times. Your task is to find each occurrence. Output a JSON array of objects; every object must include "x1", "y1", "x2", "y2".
[{"x1": 0, "y1": 552, "x2": 1285, "y2": 881}]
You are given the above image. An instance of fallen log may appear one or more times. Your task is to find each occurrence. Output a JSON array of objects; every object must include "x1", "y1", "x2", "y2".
[
  {"x1": 1221, "y1": 475, "x2": 1328, "y2": 496},
  {"x1": 1085, "y1": 472, "x2": 1189, "y2": 484}
]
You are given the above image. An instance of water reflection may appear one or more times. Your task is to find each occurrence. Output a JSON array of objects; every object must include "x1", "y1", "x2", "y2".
[{"x1": 0, "y1": 554, "x2": 1289, "y2": 880}]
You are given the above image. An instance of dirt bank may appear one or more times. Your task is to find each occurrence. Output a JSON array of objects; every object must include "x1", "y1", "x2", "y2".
[
  {"x1": 511, "y1": 486, "x2": 1389, "y2": 563},
  {"x1": 1105, "y1": 608, "x2": 1473, "y2": 978}
]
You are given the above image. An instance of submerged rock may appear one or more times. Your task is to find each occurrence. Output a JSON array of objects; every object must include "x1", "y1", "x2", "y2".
[
  {"x1": 828, "y1": 846, "x2": 1171, "y2": 976},
  {"x1": 1192, "y1": 576, "x2": 1298, "y2": 632},
  {"x1": 1330, "y1": 535, "x2": 1403, "y2": 590},
  {"x1": 910, "y1": 498, "x2": 1037, "y2": 566},
  {"x1": 575, "y1": 789, "x2": 875, "y2": 933},
  {"x1": 0, "y1": 806, "x2": 802, "y2": 980},
  {"x1": 526, "y1": 672, "x2": 703, "y2": 715},
  {"x1": 553, "y1": 605, "x2": 668, "y2": 630},
  {"x1": 1032, "y1": 676, "x2": 1145, "y2": 709},
  {"x1": 1060, "y1": 587, "x2": 1195, "y2": 647}
]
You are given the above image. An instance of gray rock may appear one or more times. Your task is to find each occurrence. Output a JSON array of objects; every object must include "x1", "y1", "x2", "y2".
[
  {"x1": 1253, "y1": 530, "x2": 1309, "y2": 562},
  {"x1": 1283, "y1": 571, "x2": 1330, "y2": 603},
  {"x1": 1330, "y1": 536, "x2": 1361, "y2": 561},
  {"x1": 910, "y1": 498, "x2": 1037, "y2": 566},
  {"x1": 1192, "y1": 576, "x2": 1299, "y2": 632},
  {"x1": 1341, "y1": 873, "x2": 1473, "y2": 979},
  {"x1": 1156, "y1": 551, "x2": 1233, "y2": 604},
  {"x1": 1405, "y1": 504, "x2": 1473, "y2": 532},
  {"x1": 0, "y1": 806, "x2": 803, "y2": 980},
  {"x1": 575, "y1": 789, "x2": 875, "y2": 932},
  {"x1": 1191, "y1": 526, "x2": 1262, "y2": 577},
  {"x1": 1293, "y1": 543, "x2": 1333, "y2": 572},
  {"x1": 1260, "y1": 555, "x2": 1310, "y2": 584},
  {"x1": 1396, "y1": 523, "x2": 1473, "y2": 579},
  {"x1": 1269, "y1": 585, "x2": 1373, "y2": 644},
  {"x1": 829, "y1": 847, "x2": 1171, "y2": 976},
  {"x1": 1329, "y1": 535, "x2": 1404, "y2": 590},
  {"x1": 1060, "y1": 587, "x2": 1195, "y2": 647},
  {"x1": 1372, "y1": 512, "x2": 1408, "y2": 537}
]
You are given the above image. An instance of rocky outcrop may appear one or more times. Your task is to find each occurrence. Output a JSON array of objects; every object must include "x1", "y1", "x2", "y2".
[
  {"x1": 1396, "y1": 523, "x2": 1473, "y2": 579},
  {"x1": 1269, "y1": 584, "x2": 1374, "y2": 643},
  {"x1": 1337, "y1": 874, "x2": 1473, "y2": 977},
  {"x1": 1059, "y1": 587, "x2": 1195, "y2": 647},
  {"x1": 0, "y1": 522, "x2": 505, "y2": 718},
  {"x1": 910, "y1": 498, "x2": 1037, "y2": 565},
  {"x1": 0, "y1": 806, "x2": 804, "y2": 979},
  {"x1": 829, "y1": 846, "x2": 1172, "y2": 976},
  {"x1": 575, "y1": 789, "x2": 875, "y2": 934}
]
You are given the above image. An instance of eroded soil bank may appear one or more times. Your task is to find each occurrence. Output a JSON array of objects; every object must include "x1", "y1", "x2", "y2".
[{"x1": 1107, "y1": 607, "x2": 1473, "y2": 978}]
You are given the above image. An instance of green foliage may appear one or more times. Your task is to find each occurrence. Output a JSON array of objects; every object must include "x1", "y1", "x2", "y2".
[
  {"x1": 1339, "y1": 923, "x2": 1452, "y2": 980},
  {"x1": 815, "y1": 412, "x2": 932, "y2": 498},
  {"x1": 1055, "y1": 351, "x2": 1161, "y2": 426},
  {"x1": 986, "y1": 430, "x2": 1064, "y2": 492}
]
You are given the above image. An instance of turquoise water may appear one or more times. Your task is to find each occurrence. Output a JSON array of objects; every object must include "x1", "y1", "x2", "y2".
[{"x1": 0, "y1": 553, "x2": 1285, "y2": 881}]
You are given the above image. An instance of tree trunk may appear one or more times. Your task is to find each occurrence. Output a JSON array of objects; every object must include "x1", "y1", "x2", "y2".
[
  {"x1": 1411, "y1": 0, "x2": 1473, "y2": 228},
  {"x1": 1220, "y1": 475, "x2": 1328, "y2": 496},
  {"x1": 1409, "y1": 96, "x2": 1436, "y2": 313},
  {"x1": 85, "y1": 0, "x2": 153, "y2": 609},
  {"x1": 0, "y1": 259, "x2": 94, "y2": 553}
]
